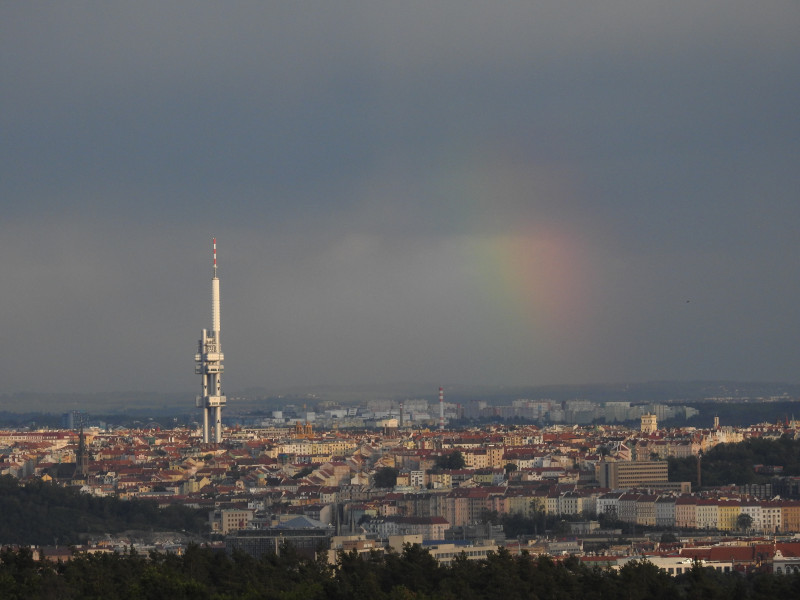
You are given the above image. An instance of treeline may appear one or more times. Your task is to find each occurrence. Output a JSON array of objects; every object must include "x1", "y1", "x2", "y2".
[
  {"x1": 681, "y1": 400, "x2": 800, "y2": 429},
  {"x1": 668, "y1": 436, "x2": 800, "y2": 487},
  {"x1": 0, "y1": 476, "x2": 207, "y2": 545},
  {"x1": 3, "y1": 543, "x2": 800, "y2": 600}
]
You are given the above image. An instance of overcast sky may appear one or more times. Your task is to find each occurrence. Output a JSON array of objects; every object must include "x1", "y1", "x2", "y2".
[{"x1": 2, "y1": 2, "x2": 799, "y2": 395}]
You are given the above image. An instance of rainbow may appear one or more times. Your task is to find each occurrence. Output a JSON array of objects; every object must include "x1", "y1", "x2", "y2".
[
  {"x1": 427, "y1": 145, "x2": 595, "y2": 348},
  {"x1": 466, "y1": 227, "x2": 594, "y2": 353}
]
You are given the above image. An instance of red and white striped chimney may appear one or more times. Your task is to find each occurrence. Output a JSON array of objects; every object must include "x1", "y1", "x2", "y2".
[{"x1": 439, "y1": 386, "x2": 444, "y2": 430}]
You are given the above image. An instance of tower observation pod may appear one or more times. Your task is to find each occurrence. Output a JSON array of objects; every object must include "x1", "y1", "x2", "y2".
[{"x1": 195, "y1": 238, "x2": 227, "y2": 443}]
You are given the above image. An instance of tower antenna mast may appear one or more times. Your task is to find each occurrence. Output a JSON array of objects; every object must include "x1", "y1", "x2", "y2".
[{"x1": 195, "y1": 237, "x2": 227, "y2": 443}]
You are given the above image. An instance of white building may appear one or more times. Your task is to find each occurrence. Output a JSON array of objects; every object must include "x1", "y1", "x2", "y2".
[{"x1": 655, "y1": 497, "x2": 676, "y2": 528}]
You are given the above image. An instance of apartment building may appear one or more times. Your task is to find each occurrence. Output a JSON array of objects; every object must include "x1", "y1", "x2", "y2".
[{"x1": 596, "y1": 460, "x2": 669, "y2": 490}]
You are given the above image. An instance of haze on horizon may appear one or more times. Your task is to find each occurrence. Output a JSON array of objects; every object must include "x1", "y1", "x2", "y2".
[{"x1": 2, "y1": 2, "x2": 798, "y2": 395}]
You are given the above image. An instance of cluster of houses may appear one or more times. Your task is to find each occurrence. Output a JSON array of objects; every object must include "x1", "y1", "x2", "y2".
[{"x1": 3, "y1": 414, "x2": 800, "y2": 574}]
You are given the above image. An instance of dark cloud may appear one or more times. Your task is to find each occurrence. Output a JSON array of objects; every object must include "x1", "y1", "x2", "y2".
[{"x1": 1, "y1": 2, "x2": 799, "y2": 394}]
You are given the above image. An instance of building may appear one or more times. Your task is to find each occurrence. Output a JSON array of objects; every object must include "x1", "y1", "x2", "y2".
[
  {"x1": 717, "y1": 500, "x2": 740, "y2": 531},
  {"x1": 781, "y1": 501, "x2": 800, "y2": 533},
  {"x1": 364, "y1": 516, "x2": 449, "y2": 540},
  {"x1": 763, "y1": 501, "x2": 782, "y2": 533},
  {"x1": 696, "y1": 499, "x2": 719, "y2": 530},
  {"x1": 210, "y1": 507, "x2": 254, "y2": 535},
  {"x1": 423, "y1": 540, "x2": 498, "y2": 565},
  {"x1": 655, "y1": 496, "x2": 676, "y2": 528},
  {"x1": 597, "y1": 492, "x2": 623, "y2": 521},
  {"x1": 635, "y1": 495, "x2": 658, "y2": 526},
  {"x1": 225, "y1": 516, "x2": 335, "y2": 559},
  {"x1": 675, "y1": 497, "x2": 697, "y2": 529},
  {"x1": 640, "y1": 414, "x2": 658, "y2": 434},
  {"x1": 619, "y1": 556, "x2": 699, "y2": 577},
  {"x1": 596, "y1": 460, "x2": 669, "y2": 490},
  {"x1": 326, "y1": 535, "x2": 384, "y2": 564}
]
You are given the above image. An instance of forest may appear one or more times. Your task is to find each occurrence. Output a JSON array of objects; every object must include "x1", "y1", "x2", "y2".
[
  {"x1": 2, "y1": 542, "x2": 800, "y2": 600},
  {"x1": 0, "y1": 476, "x2": 207, "y2": 545},
  {"x1": 668, "y1": 436, "x2": 800, "y2": 487}
]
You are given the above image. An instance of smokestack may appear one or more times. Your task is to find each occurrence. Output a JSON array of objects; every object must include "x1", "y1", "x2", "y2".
[{"x1": 439, "y1": 386, "x2": 444, "y2": 430}]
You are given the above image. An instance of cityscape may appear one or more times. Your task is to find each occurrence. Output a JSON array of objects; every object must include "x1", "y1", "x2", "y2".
[
  {"x1": 6, "y1": 382, "x2": 800, "y2": 587},
  {"x1": 2, "y1": 236, "x2": 800, "y2": 594},
  {"x1": 3, "y1": 2, "x2": 799, "y2": 598}
]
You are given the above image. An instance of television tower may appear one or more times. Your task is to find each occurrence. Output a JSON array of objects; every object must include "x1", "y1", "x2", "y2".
[{"x1": 195, "y1": 238, "x2": 227, "y2": 443}]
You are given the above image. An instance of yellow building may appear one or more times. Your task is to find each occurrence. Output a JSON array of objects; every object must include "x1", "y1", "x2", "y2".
[
  {"x1": 781, "y1": 501, "x2": 800, "y2": 533},
  {"x1": 462, "y1": 450, "x2": 489, "y2": 469},
  {"x1": 486, "y1": 445, "x2": 505, "y2": 468},
  {"x1": 717, "y1": 500, "x2": 740, "y2": 531},
  {"x1": 210, "y1": 508, "x2": 254, "y2": 535},
  {"x1": 640, "y1": 414, "x2": 658, "y2": 434},
  {"x1": 472, "y1": 471, "x2": 498, "y2": 485}
]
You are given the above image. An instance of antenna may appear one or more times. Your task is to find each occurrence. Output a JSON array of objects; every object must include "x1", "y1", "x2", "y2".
[
  {"x1": 213, "y1": 237, "x2": 217, "y2": 278},
  {"x1": 195, "y1": 237, "x2": 227, "y2": 444},
  {"x1": 439, "y1": 386, "x2": 444, "y2": 430}
]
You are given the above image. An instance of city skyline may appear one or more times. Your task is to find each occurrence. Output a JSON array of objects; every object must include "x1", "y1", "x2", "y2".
[{"x1": 2, "y1": 2, "x2": 799, "y2": 394}]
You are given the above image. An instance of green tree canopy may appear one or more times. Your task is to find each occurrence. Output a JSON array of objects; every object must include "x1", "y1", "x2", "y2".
[
  {"x1": 434, "y1": 451, "x2": 466, "y2": 471},
  {"x1": 0, "y1": 476, "x2": 207, "y2": 545},
  {"x1": 373, "y1": 467, "x2": 398, "y2": 488},
  {"x1": 669, "y1": 436, "x2": 800, "y2": 487},
  {"x1": 737, "y1": 513, "x2": 754, "y2": 532},
  {"x1": 0, "y1": 541, "x2": 799, "y2": 599}
]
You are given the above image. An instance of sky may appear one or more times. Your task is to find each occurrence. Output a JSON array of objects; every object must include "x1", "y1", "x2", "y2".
[{"x1": 1, "y1": 2, "x2": 799, "y2": 395}]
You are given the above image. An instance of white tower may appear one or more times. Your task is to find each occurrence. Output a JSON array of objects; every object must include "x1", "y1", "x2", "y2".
[{"x1": 195, "y1": 238, "x2": 227, "y2": 443}]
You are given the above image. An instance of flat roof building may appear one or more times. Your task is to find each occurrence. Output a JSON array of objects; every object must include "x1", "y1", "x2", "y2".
[{"x1": 597, "y1": 460, "x2": 669, "y2": 490}]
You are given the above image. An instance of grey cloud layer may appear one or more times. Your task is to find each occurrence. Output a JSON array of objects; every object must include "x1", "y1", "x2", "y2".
[{"x1": 1, "y1": 2, "x2": 798, "y2": 393}]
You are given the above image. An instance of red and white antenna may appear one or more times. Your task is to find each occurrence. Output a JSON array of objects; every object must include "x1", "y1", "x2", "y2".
[
  {"x1": 213, "y1": 237, "x2": 217, "y2": 277},
  {"x1": 439, "y1": 386, "x2": 444, "y2": 430}
]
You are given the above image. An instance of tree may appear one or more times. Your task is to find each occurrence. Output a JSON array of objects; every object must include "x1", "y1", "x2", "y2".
[
  {"x1": 618, "y1": 560, "x2": 677, "y2": 600},
  {"x1": 737, "y1": 512, "x2": 753, "y2": 533},
  {"x1": 503, "y1": 463, "x2": 517, "y2": 480},
  {"x1": 670, "y1": 438, "x2": 800, "y2": 488},
  {"x1": 530, "y1": 498, "x2": 546, "y2": 536},
  {"x1": 434, "y1": 451, "x2": 466, "y2": 471},
  {"x1": 599, "y1": 505, "x2": 620, "y2": 528},
  {"x1": 0, "y1": 477, "x2": 208, "y2": 545},
  {"x1": 292, "y1": 465, "x2": 314, "y2": 479},
  {"x1": 373, "y1": 467, "x2": 398, "y2": 488},
  {"x1": 553, "y1": 520, "x2": 572, "y2": 536},
  {"x1": 479, "y1": 509, "x2": 500, "y2": 525}
]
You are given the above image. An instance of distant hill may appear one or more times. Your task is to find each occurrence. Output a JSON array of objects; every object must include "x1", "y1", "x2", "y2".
[
  {"x1": 0, "y1": 391, "x2": 191, "y2": 415},
  {"x1": 2, "y1": 380, "x2": 798, "y2": 417}
]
